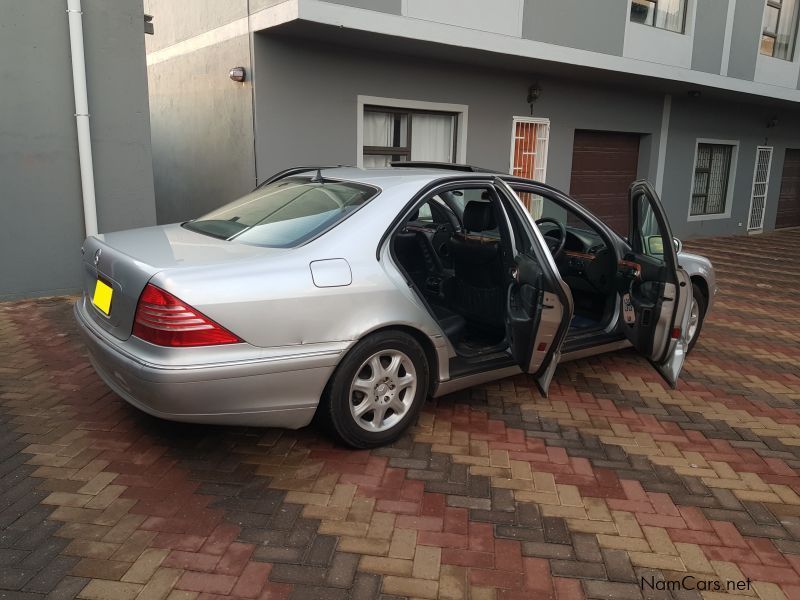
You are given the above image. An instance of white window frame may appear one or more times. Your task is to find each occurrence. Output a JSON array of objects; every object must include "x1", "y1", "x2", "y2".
[
  {"x1": 759, "y1": 0, "x2": 800, "y2": 61},
  {"x1": 508, "y1": 117, "x2": 550, "y2": 183},
  {"x1": 687, "y1": 138, "x2": 739, "y2": 222},
  {"x1": 356, "y1": 95, "x2": 468, "y2": 169},
  {"x1": 628, "y1": 0, "x2": 690, "y2": 34},
  {"x1": 624, "y1": 0, "x2": 698, "y2": 70},
  {"x1": 746, "y1": 146, "x2": 774, "y2": 232}
]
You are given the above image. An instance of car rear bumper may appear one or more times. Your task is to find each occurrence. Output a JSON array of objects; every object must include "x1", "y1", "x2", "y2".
[{"x1": 74, "y1": 297, "x2": 343, "y2": 428}]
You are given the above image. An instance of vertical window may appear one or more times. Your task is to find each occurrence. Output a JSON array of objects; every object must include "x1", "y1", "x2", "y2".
[
  {"x1": 761, "y1": 0, "x2": 800, "y2": 60},
  {"x1": 691, "y1": 143, "x2": 735, "y2": 216},
  {"x1": 362, "y1": 107, "x2": 456, "y2": 168},
  {"x1": 630, "y1": 0, "x2": 688, "y2": 33},
  {"x1": 510, "y1": 118, "x2": 550, "y2": 217}
]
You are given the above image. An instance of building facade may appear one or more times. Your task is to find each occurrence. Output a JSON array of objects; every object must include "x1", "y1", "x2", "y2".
[
  {"x1": 0, "y1": 0, "x2": 157, "y2": 300},
  {"x1": 145, "y1": 0, "x2": 800, "y2": 238}
]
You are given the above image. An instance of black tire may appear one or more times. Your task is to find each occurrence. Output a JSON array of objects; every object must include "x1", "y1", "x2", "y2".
[
  {"x1": 687, "y1": 282, "x2": 707, "y2": 354},
  {"x1": 322, "y1": 330, "x2": 430, "y2": 449}
]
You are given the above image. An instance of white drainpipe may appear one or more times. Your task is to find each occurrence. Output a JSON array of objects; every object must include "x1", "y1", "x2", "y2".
[{"x1": 66, "y1": 0, "x2": 98, "y2": 237}]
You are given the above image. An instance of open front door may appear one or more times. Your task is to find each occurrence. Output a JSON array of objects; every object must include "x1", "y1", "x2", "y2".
[
  {"x1": 494, "y1": 178, "x2": 574, "y2": 396},
  {"x1": 621, "y1": 181, "x2": 693, "y2": 387}
]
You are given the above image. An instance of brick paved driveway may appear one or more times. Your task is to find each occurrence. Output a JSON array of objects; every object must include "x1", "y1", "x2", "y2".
[{"x1": 1, "y1": 230, "x2": 799, "y2": 600}]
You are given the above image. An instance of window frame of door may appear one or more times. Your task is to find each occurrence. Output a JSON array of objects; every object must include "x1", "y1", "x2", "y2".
[
  {"x1": 504, "y1": 177, "x2": 622, "y2": 338},
  {"x1": 356, "y1": 96, "x2": 469, "y2": 168},
  {"x1": 686, "y1": 138, "x2": 740, "y2": 222}
]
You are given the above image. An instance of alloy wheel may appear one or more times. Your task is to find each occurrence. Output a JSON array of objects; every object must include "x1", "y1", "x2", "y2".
[
  {"x1": 687, "y1": 297, "x2": 700, "y2": 344},
  {"x1": 349, "y1": 350, "x2": 417, "y2": 433}
]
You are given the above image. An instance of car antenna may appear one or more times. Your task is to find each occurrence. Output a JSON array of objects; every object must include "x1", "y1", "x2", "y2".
[{"x1": 310, "y1": 169, "x2": 325, "y2": 183}]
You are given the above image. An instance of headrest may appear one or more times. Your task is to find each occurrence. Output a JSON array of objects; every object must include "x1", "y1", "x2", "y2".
[{"x1": 463, "y1": 201, "x2": 496, "y2": 232}]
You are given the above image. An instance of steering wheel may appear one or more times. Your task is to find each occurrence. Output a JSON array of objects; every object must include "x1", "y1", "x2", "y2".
[{"x1": 535, "y1": 218, "x2": 567, "y2": 258}]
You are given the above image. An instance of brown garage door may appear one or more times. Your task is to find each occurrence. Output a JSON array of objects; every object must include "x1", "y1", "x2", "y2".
[
  {"x1": 776, "y1": 149, "x2": 800, "y2": 229},
  {"x1": 569, "y1": 130, "x2": 641, "y2": 235}
]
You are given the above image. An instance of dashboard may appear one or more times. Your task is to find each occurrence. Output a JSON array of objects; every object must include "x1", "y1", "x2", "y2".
[
  {"x1": 543, "y1": 226, "x2": 605, "y2": 255},
  {"x1": 542, "y1": 225, "x2": 614, "y2": 294}
]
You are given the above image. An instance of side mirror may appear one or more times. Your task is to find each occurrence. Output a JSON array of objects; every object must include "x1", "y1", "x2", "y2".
[
  {"x1": 645, "y1": 235, "x2": 664, "y2": 256},
  {"x1": 673, "y1": 237, "x2": 683, "y2": 253}
]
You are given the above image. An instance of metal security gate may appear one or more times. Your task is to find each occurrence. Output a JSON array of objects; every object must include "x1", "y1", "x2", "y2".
[
  {"x1": 510, "y1": 117, "x2": 550, "y2": 216},
  {"x1": 747, "y1": 146, "x2": 773, "y2": 231}
]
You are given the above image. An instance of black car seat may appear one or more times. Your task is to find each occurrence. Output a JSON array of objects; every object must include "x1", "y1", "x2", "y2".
[
  {"x1": 394, "y1": 231, "x2": 426, "y2": 285},
  {"x1": 448, "y1": 201, "x2": 505, "y2": 327},
  {"x1": 394, "y1": 209, "x2": 466, "y2": 344},
  {"x1": 394, "y1": 207, "x2": 446, "y2": 283}
]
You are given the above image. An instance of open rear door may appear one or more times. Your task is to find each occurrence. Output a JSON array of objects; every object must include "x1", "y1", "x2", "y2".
[
  {"x1": 494, "y1": 178, "x2": 574, "y2": 396},
  {"x1": 621, "y1": 181, "x2": 693, "y2": 387}
]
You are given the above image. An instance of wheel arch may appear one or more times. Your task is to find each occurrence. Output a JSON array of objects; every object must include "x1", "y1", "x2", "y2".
[
  {"x1": 316, "y1": 324, "x2": 441, "y2": 447},
  {"x1": 322, "y1": 324, "x2": 440, "y2": 403},
  {"x1": 358, "y1": 325, "x2": 439, "y2": 392},
  {"x1": 690, "y1": 275, "x2": 709, "y2": 306}
]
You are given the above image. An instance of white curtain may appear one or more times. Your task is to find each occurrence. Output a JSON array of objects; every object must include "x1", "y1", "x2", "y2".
[
  {"x1": 410, "y1": 114, "x2": 454, "y2": 162},
  {"x1": 363, "y1": 155, "x2": 392, "y2": 169},
  {"x1": 775, "y1": 0, "x2": 799, "y2": 60},
  {"x1": 363, "y1": 112, "x2": 393, "y2": 147},
  {"x1": 655, "y1": 0, "x2": 686, "y2": 33}
]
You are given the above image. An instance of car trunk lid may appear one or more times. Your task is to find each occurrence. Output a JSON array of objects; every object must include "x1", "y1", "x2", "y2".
[{"x1": 81, "y1": 223, "x2": 272, "y2": 340}]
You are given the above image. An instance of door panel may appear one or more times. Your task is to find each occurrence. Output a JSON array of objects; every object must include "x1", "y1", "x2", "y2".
[
  {"x1": 570, "y1": 131, "x2": 641, "y2": 236},
  {"x1": 776, "y1": 149, "x2": 800, "y2": 229},
  {"x1": 494, "y1": 178, "x2": 573, "y2": 396},
  {"x1": 506, "y1": 254, "x2": 545, "y2": 368},
  {"x1": 623, "y1": 182, "x2": 692, "y2": 387},
  {"x1": 657, "y1": 269, "x2": 692, "y2": 385}
]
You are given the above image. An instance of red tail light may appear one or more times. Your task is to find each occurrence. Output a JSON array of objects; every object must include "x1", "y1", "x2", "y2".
[{"x1": 132, "y1": 284, "x2": 241, "y2": 347}]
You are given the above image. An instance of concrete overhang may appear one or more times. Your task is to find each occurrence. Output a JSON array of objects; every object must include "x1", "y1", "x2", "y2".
[{"x1": 147, "y1": 0, "x2": 800, "y2": 109}]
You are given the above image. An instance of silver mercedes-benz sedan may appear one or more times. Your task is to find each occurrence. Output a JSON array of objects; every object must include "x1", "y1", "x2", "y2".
[{"x1": 75, "y1": 164, "x2": 716, "y2": 448}]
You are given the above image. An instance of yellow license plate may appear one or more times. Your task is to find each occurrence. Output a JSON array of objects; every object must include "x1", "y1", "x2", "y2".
[{"x1": 92, "y1": 279, "x2": 113, "y2": 315}]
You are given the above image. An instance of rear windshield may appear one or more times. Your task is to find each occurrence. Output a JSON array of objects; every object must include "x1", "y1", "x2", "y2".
[{"x1": 183, "y1": 176, "x2": 377, "y2": 247}]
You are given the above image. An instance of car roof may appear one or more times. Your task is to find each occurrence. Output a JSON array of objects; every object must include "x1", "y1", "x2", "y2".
[
  {"x1": 309, "y1": 167, "x2": 502, "y2": 191},
  {"x1": 274, "y1": 166, "x2": 561, "y2": 208}
]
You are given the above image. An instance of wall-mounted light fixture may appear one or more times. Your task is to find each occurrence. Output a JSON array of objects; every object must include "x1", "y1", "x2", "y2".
[
  {"x1": 767, "y1": 115, "x2": 778, "y2": 128},
  {"x1": 229, "y1": 67, "x2": 246, "y2": 83},
  {"x1": 527, "y1": 83, "x2": 541, "y2": 115},
  {"x1": 688, "y1": 90, "x2": 701, "y2": 98}
]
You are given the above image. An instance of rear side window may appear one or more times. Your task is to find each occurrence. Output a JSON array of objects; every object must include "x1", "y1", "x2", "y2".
[{"x1": 184, "y1": 176, "x2": 377, "y2": 247}]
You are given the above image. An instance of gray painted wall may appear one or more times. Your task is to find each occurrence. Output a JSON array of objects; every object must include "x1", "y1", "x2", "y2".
[
  {"x1": 522, "y1": 0, "x2": 627, "y2": 56},
  {"x1": 249, "y1": 0, "x2": 300, "y2": 14},
  {"x1": 139, "y1": 2, "x2": 800, "y2": 242},
  {"x1": 727, "y1": 0, "x2": 763, "y2": 81},
  {"x1": 147, "y1": 34, "x2": 256, "y2": 223},
  {"x1": 251, "y1": 35, "x2": 800, "y2": 239},
  {"x1": 143, "y1": 0, "x2": 247, "y2": 52},
  {"x1": 318, "y1": 0, "x2": 401, "y2": 14},
  {"x1": 662, "y1": 96, "x2": 800, "y2": 237},
  {"x1": 0, "y1": 0, "x2": 155, "y2": 300},
  {"x1": 251, "y1": 35, "x2": 663, "y2": 204},
  {"x1": 743, "y1": 111, "x2": 800, "y2": 231},
  {"x1": 691, "y1": 0, "x2": 728, "y2": 75}
]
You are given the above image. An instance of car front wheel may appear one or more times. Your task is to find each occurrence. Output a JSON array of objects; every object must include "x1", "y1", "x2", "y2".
[
  {"x1": 323, "y1": 331, "x2": 429, "y2": 448},
  {"x1": 687, "y1": 282, "x2": 707, "y2": 353}
]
